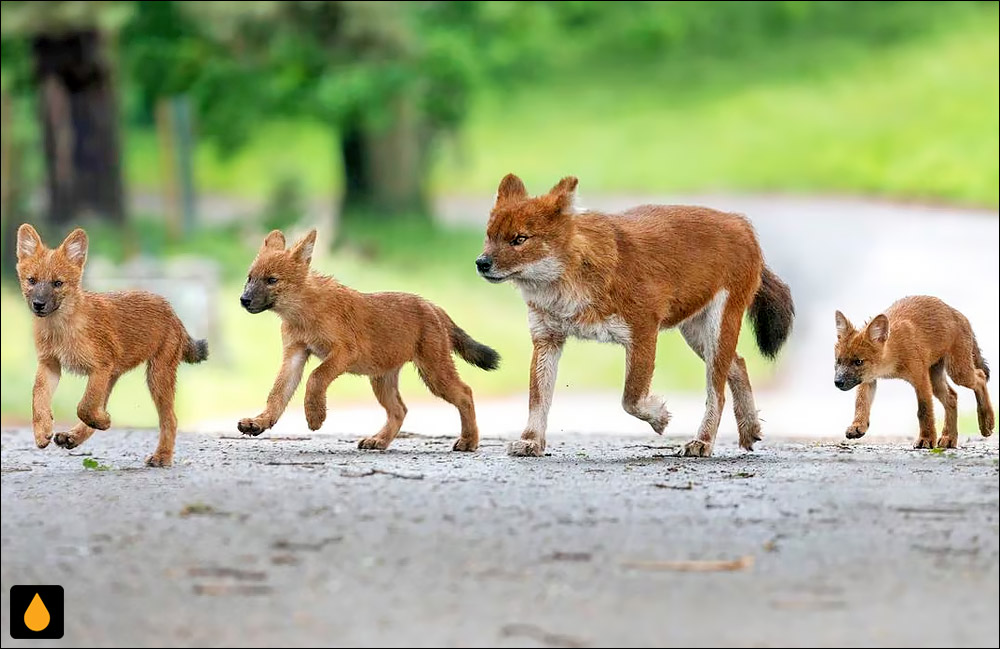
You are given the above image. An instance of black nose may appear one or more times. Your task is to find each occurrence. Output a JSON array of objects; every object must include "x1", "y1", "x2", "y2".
[
  {"x1": 240, "y1": 296, "x2": 251, "y2": 308},
  {"x1": 32, "y1": 300, "x2": 45, "y2": 313},
  {"x1": 834, "y1": 378, "x2": 846, "y2": 390},
  {"x1": 475, "y1": 256, "x2": 492, "y2": 273}
]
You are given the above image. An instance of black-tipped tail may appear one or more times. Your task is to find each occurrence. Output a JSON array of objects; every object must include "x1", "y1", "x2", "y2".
[
  {"x1": 450, "y1": 325, "x2": 500, "y2": 371},
  {"x1": 183, "y1": 338, "x2": 209, "y2": 364},
  {"x1": 748, "y1": 266, "x2": 794, "y2": 359}
]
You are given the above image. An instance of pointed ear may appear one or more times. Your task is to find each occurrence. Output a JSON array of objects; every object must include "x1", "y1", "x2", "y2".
[
  {"x1": 494, "y1": 173, "x2": 527, "y2": 208},
  {"x1": 16, "y1": 224, "x2": 43, "y2": 260},
  {"x1": 866, "y1": 314, "x2": 889, "y2": 344},
  {"x1": 549, "y1": 176, "x2": 579, "y2": 214},
  {"x1": 59, "y1": 228, "x2": 88, "y2": 267},
  {"x1": 262, "y1": 230, "x2": 286, "y2": 251},
  {"x1": 834, "y1": 310, "x2": 854, "y2": 338},
  {"x1": 290, "y1": 229, "x2": 317, "y2": 264}
]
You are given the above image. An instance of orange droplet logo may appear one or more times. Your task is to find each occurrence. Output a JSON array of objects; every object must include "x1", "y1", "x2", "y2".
[{"x1": 24, "y1": 592, "x2": 50, "y2": 632}]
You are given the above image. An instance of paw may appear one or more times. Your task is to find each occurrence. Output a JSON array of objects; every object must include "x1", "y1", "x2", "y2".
[
  {"x1": 304, "y1": 402, "x2": 326, "y2": 431},
  {"x1": 453, "y1": 437, "x2": 478, "y2": 452},
  {"x1": 357, "y1": 436, "x2": 390, "y2": 451},
  {"x1": 237, "y1": 417, "x2": 267, "y2": 436},
  {"x1": 648, "y1": 411, "x2": 671, "y2": 435},
  {"x1": 935, "y1": 435, "x2": 957, "y2": 449},
  {"x1": 53, "y1": 431, "x2": 80, "y2": 449},
  {"x1": 508, "y1": 439, "x2": 545, "y2": 457},
  {"x1": 145, "y1": 451, "x2": 173, "y2": 467},
  {"x1": 33, "y1": 431, "x2": 53, "y2": 449},
  {"x1": 738, "y1": 422, "x2": 762, "y2": 451},
  {"x1": 679, "y1": 439, "x2": 713, "y2": 457},
  {"x1": 913, "y1": 436, "x2": 935, "y2": 449},
  {"x1": 980, "y1": 410, "x2": 995, "y2": 437},
  {"x1": 845, "y1": 423, "x2": 868, "y2": 439},
  {"x1": 78, "y1": 408, "x2": 111, "y2": 431}
]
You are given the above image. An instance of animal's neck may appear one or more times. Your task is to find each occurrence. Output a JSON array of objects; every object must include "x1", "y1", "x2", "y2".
[{"x1": 274, "y1": 272, "x2": 344, "y2": 326}]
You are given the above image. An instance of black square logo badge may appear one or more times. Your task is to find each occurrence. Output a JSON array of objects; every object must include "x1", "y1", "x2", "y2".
[{"x1": 9, "y1": 585, "x2": 64, "y2": 639}]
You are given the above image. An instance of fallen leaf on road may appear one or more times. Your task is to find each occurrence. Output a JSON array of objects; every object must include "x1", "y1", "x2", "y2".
[{"x1": 621, "y1": 555, "x2": 754, "y2": 572}]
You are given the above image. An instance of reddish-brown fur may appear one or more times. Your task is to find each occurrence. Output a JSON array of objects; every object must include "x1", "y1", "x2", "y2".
[
  {"x1": 237, "y1": 229, "x2": 499, "y2": 451},
  {"x1": 834, "y1": 295, "x2": 994, "y2": 449},
  {"x1": 15, "y1": 224, "x2": 208, "y2": 467},
  {"x1": 478, "y1": 174, "x2": 793, "y2": 457}
]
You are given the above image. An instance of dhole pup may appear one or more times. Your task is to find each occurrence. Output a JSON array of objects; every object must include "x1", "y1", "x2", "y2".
[
  {"x1": 477, "y1": 175, "x2": 793, "y2": 457},
  {"x1": 835, "y1": 296, "x2": 994, "y2": 448},
  {"x1": 15, "y1": 224, "x2": 208, "y2": 467},
  {"x1": 238, "y1": 229, "x2": 499, "y2": 451}
]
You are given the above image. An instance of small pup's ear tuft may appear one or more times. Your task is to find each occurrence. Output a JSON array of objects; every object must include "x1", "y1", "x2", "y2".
[
  {"x1": 59, "y1": 228, "x2": 89, "y2": 267},
  {"x1": 17, "y1": 224, "x2": 43, "y2": 260},
  {"x1": 494, "y1": 173, "x2": 527, "y2": 207},
  {"x1": 263, "y1": 230, "x2": 286, "y2": 251},
  {"x1": 866, "y1": 314, "x2": 889, "y2": 344},
  {"x1": 290, "y1": 229, "x2": 317, "y2": 264},
  {"x1": 834, "y1": 310, "x2": 853, "y2": 337}
]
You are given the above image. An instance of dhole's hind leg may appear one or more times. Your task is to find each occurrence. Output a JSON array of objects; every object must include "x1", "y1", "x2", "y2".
[
  {"x1": 145, "y1": 353, "x2": 181, "y2": 467},
  {"x1": 930, "y1": 361, "x2": 959, "y2": 448},
  {"x1": 358, "y1": 370, "x2": 407, "y2": 451},
  {"x1": 679, "y1": 292, "x2": 743, "y2": 457},
  {"x1": 415, "y1": 344, "x2": 479, "y2": 452},
  {"x1": 912, "y1": 370, "x2": 937, "y2": 449},
  {"x1": 54, "y1": 375, "x2": 118, "y2": 449},
  {"x1": 946, "y1": 347, "x2": 995, "y2": 437}
]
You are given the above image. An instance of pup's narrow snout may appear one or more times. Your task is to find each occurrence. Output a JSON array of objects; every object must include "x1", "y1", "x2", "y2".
[{"x1": 475, "y1": 255, "x2": 492, "y2": 273}]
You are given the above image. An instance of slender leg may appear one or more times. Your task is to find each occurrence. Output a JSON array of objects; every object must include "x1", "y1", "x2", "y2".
[
  {"x1": 303, "y1": 347, "x2": 353, "y2": 431},
  {"x1": 930, "y1": 362, "x2": 958, "y2": 448},
  {"x1": 146, "y1": 359, "x2": 178, "y2": 467},
  {"x1": 727, "y1": 356, "x2": 761, "y2": 450},
  {"x1": 945, "y1": 350, "x2": 994, "y2": 437},
  {"x1": 416, "y1": 353, "x2": 480, "y2": 452},
  {"x1": 54, "y1": 375, "x2": 118, "y2": 449},
  {"x1": 238, "y1": 343, "x2": 308, "y2": 435},
  {"x1": 358, "y1": 370, "x2": 408, "y2": 451},
  {"x1": 509, "y1": 331, "x2": 565, "y2": 457},
  {"x1": 31, "y1": 357, "x2": 61, "y2": 448},
  {"x1": 76, "y1": 368, "x2": 114, "y2": 430},
  {"x1": 846, "y1": 381, "x2": 877, "y2": 439},
  {"x1": 621, "y1": 325, "x2": 670, "y2": 433},
  {"x1": 912, "y1": 370, "x2": 937, "y2": 449}
]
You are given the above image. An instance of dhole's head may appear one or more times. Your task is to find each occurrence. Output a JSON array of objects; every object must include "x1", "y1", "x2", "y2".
[
  {"x1": 833, "y1": 310, "x2": 888, "y2": 390},
  {"x1": 476, "y1": 173, "x2": 579, "y2": 284},
  {"x1": 15, "y1": 224, "x2": 88, "y2": 318},
  {"x1": 241, "y1": 229, "x2": 317, "y2": 314}
]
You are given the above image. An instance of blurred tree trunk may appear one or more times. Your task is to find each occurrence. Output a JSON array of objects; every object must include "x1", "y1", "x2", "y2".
[
  {"x1": 32, "y1": 29, "x2": 125, "y2": 226},
  {"x1": 339, "y1": 93, "x2": 431, "y2": 222},
  {"x1": 1, "y1": 90, "x2": 24, "y2": 278}
]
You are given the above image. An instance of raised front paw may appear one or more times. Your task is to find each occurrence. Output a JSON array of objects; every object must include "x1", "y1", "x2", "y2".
[
  {"x1": 358, "y1": 436, "x2": 390, "y2": 451},
  {"x1": 913, "y1": 436, "x2": 936, "y2": 450},
  {"x1": 145, "y1": 451, "x2": 173, "y2": 468},
  {"x1": 305, "y1": 401, "x2": 327, "y2": 431},
  {"x1": 679, "y1": 439, "x2": 713, "y2": 457},
  {"x1": 845, "y1": 422, "x2": 868, "y2": 439},
  {"x1": 453, "y1": 436, "x2": 478, "y2": 452},
  {"x1": 237, "y1": 417, "x2": 268, "y2": 436},
  {"x1": 33, "y1": 430, "x2": 53, "y2": 449},
  {"x1": 78, "y1": 407, "x2": 111, "y2": 431},
  {"x1": 508, "y1": 438, "x2": 545, "y2": 457}
]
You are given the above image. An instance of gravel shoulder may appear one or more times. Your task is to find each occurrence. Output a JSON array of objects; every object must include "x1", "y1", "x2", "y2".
[{"x1": 1, "y1": 428, "x2": 998, "y2": 648}]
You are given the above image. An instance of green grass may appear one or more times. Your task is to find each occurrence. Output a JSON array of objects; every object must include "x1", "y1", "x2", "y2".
[
  {"x1": 0, "y1": 219, "x2": 771, "y2": 427},
  {"x1": 120, "y1": 3, "x2": 999, "y2": 206}
]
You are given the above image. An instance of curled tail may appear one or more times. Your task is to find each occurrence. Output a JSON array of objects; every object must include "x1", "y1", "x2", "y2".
[
  {"x1": 748, "y1": 265, "x2": 794, "y2": 359},
  {"x1": 183, "y1": 337, "x2": 209, "y2": 364},
  {"x1": 973, "y1": 335, "x2": 990, "y2": 382},
  {"x1": 449, "y1": 324, "x2": 500, "y2": 371}
]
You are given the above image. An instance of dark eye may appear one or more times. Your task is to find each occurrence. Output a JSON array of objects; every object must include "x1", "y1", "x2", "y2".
[
  {"x1": 27, "y1": 277, "x2": 37, "y2": 285},
  {"x1": 852, "y1": 358, "x2": 863, "y2": 367},
  {"x1": 266, "y1": 277, "x2": 278, "y2": 285},
  {"x1": 53, "y1": 280, "x2": 64, "y2": 288},
  {"x1": 511, "y1": 235, "x2": 528, "y2": 246}
]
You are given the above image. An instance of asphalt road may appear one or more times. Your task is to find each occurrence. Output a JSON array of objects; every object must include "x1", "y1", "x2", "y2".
[{"x1": 1, "y1": 428, "x2": 997, "y2": 648}]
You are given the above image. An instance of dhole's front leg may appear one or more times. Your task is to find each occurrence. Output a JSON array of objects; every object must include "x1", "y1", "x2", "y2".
[
  {"x1": 846, "y1": 380, "x2": 877, "y2": 439},
  {"x1": 77, "y1": 368, "x2": 113, "y2": 431},
  {"x1": 303, "y1": 348, "x2": 353, "y2": 431},
  {"x1": 31, "y1": 358, "x2": 61, "y2": 448},
  {"x1": 912, "y1": 373, "x2": 937, "y2": 449},
  {"x1": 238, "y1": 343, "x2": 308, "y2": 435},
  {"x1": 621, "y1": 328, "x2": 671, "y2": 434},
  {"x1": 509, "y1": 333, "x2": 565, "y2": 457}
]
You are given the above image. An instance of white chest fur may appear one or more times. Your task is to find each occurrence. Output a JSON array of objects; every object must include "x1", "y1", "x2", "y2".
[{"x1": 521, "y1": 281, "x2": 631, "y2": 345}]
